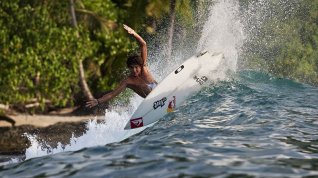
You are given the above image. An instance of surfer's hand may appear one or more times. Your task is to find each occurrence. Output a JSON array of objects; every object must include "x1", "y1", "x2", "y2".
[
  {"x1": 123, "y1": 24, "x2": 136, "y2": 35},
  {"x1": 85, "y1": 98, "x2": 99, "y2": 108}
]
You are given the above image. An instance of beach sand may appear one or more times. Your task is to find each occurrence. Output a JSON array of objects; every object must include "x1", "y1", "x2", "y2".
[{"x1": 0, "y1": 114, "x2": 98, "y2": 127}]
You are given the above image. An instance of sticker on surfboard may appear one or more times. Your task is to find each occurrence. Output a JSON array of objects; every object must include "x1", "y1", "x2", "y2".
[
  {"x1": 130, "y1": 117, "x2": 143, "y2": 128},
  {"x1": 153, "y1": 97, "x2": 167, "y2": 110},
  {"x1": 175, "y1": 65, "x2": 184, "y2": 74},
  {"x1": 167, "y1": 96, "x2": 176, "y2": 113}
]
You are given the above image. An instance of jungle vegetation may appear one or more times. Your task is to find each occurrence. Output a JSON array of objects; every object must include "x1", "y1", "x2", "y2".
[{"x1": 0, "y1": 0, "x2": 317, "y2": 112}]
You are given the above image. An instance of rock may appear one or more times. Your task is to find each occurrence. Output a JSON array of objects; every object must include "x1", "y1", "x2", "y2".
[{"x1": 0, "y1": 121, "x2": 88, "y2": 155}]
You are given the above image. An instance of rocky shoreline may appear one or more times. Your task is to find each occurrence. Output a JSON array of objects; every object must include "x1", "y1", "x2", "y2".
[{"x1": 0, "y1": 115, "x2": 100, "y2": 155}]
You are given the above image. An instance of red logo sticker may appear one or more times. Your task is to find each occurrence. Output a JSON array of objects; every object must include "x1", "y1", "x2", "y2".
[
  {"x1": 167, "y1": 96, "x2": 176, "y2": 113},
  {"x1": 130, "y1": 117, "x2": 143, "y2": 129}
]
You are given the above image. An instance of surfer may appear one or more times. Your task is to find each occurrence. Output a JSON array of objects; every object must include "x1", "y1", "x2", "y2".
[{"x1": 86, "y1": 24, "x2": 157, "y2": 108}]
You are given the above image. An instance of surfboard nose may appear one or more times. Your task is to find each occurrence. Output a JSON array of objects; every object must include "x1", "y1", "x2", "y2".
[{"x1": 124, "y1": 122, "x2": 131, "y2": 130}]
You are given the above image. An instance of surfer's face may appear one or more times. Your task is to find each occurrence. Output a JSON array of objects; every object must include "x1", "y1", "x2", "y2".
[{"x1": 129, "y1": 65, "x2": 142, "y2": 77}]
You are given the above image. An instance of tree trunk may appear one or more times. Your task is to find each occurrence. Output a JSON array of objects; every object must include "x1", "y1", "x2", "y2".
[
  {"x1": 167, "y1": 0, "x2": 176, "y2": 60},
  {"x1": 69, "y1": 0, "x2": 94, "y2": 100},
  {"x1": 69, "y1": 0, "x2": 78, "y2": 31}
]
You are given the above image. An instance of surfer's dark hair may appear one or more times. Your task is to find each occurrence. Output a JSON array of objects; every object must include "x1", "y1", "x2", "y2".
[{"x1": 127, "y1": 55, "x2": 143, "y2": 67}]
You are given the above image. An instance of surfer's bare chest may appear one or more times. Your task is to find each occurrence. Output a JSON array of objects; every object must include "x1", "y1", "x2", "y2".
[{"x1": 126, "y1": 77, "x2": 151, "y2": 97}]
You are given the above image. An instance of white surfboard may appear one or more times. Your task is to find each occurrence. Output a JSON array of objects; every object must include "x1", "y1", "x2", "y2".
[{"x1": 124, "y1": 51, "x2": 224, "y2": 130}]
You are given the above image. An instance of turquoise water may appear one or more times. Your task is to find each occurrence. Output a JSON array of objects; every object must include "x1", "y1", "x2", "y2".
[{"x1": 1, "y1": 70, "x2": 317, "y2": 177}]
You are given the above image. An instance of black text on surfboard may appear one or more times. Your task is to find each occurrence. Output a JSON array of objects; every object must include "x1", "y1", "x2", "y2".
[
  {"x1": 193, "y1": 75, "x2": 208, "y2": 85},
  {"x1": 153, "y1": 97, "x2": 167, "y2": 109}
]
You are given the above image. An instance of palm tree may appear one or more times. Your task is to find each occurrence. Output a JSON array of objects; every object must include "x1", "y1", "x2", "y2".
[
  {"x1": 69, "y1": 0, "x2": 123, "y2": 101},
  {"x1": 69, "y1": 0, "x2": 94, "y2": 100},
  {"x1": 146, "y1": 0, "x2": 194, "y2": 60}
]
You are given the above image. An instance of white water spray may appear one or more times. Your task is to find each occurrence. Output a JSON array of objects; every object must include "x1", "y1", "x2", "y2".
[
  {"x1": 25, "y1": 95, "x2": 148, "y2": 160},
  {"x1": 197, "y1": 0, "x2": 245, "y2": 74},
  {"x1": 24, "y1": 0, "x2": 245, "y2": 160}
]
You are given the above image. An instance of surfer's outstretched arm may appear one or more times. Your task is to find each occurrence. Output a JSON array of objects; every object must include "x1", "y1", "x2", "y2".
[
  {"x1": 85, "y1": 80, "x2": 127, "y2": 108},
  {"x1": 123, "y1": 24, "x2": 148, "y2": 65}
]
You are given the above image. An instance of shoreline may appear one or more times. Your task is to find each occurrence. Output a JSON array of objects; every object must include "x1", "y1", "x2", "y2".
[
  {"x1": 0, "y1": 114, "x2": 98, "y2": 127},
  {"x1": 0, "y1": 114, "x2": 104, "y2": 155}
]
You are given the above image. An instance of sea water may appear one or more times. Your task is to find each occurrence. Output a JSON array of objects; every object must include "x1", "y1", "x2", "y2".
[{"x1": 1, "y1": 0, "x2": 318, "y2": 177}]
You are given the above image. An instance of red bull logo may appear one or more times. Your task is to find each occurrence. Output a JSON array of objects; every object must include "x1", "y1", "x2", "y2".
[
  {"x1": 130, "y1": 117, "x2": 143, "y2": 128},
  {"x1": 167, "y1": 96, "x2": 176, "y2": 113}
]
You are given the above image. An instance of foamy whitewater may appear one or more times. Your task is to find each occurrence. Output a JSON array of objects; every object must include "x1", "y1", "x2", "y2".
[
  {"x1": 24, "y1": 0, "x2": 244, "y2": 160},
  {"x1": 25, "y1": 96, "x2": 148, "y2": 159}
]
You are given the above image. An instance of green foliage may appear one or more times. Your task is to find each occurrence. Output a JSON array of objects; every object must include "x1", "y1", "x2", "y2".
[
  {"x1": 242, "y1": 0, "x2": 318, "y2": 86},
  {"x1": 0, "y1": 1, "x2": 94, "y2": 107},
  {"x1": 0, "y1": 0, "x2": 217, "y2": 111},
  {"x1": 270, "y1": 0, "x2": 318, "y2": 85},
  {"x1": 71, "y1": 0, "x2": 136, "y2": 95},
  {"x1": 0, "y1": 0, "x2": 131, "y2": 110}
]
